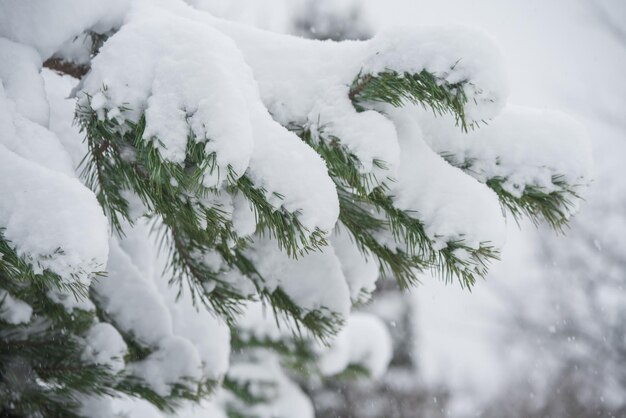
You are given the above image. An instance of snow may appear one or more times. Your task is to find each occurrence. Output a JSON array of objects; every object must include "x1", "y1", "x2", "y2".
[
  {"x1": 42, "y1": 69, "x2": 87, "y2": 169},
  {"x1": 93, "y1": 221, "x2": 231, "y2": 396},
  {"x1": 385, "y1": 106, "x2": 506, "y2": 251},
  {"x1": 231, "y1": 192, "x2": 258, "y2": 237},
  {"x1": 82, "y1": 322, "x2": 127, "y2": 373},
  {"x1": 0, "y1": 38, "x2": 48, "y2": 126},
  {"x1": 80, "y1": 0, "x2": 340, "y2": 234},
  {"x1": 129, "y1": 335, "x2": 204, "y2": 396},
  {"x1": 0, "y1": 290, "x2": 33, "y2": 324},
  {"x1": 81, "y1": 395, "x2": 227, "y2": 418},
  {"x1": 330, "y1": 226, "x2": 379, "y2": 303},
  {"x1": 227, "y1": 351, "x2": 315, "y2": 418},
  {"x1": 0, "y1": 0, "x2": 129, "y2": 59},
  {"x1": 236, "y1": 301, "x2": 292, "y2": 342},
  {"x1": 364, "y1": 26, "x2": 509, "y2": 123},
  {"x1": 213, "y1": 17, "x2": 509, "y2": 180},
  {"x1": 318, "y1": 312, "x2": 392, "y2": 378},
  {"x1": 418, "y1": 105, "x2": 594, "y2": 205},
  {"x1": 247, "y1": 238, "x2": 351, "y2": 321},
  {"x1": 94, "y1": 237, "x2": 173, "y2": 347},
  {"x1": 0, "y1": 45, "x2": 109, "y2": 309},
  {"x1": 0, "y1": 91, "x2": 108, "y2": 285}
]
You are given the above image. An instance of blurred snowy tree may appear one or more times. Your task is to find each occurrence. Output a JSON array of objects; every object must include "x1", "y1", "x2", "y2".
[
  {"x1": 480, "y1": 191, "x2": 626, "y2": 417},
  {"x1": 291, "y1": 0, "x2": 372, "y2": 41},
  {"x1": 306, "y1": 281, "x2": 454, "y2": 418},
  {"x1": 0, "y1": 0, "x2": 592, "y2": 417}
]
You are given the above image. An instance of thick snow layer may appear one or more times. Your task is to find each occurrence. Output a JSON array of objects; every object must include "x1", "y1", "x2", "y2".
[
  {"x1": 318, "y1": 312, "x2": 392, "y2": 378},
  {"x1": 95, "y1": 237, "x2": 173, "y2": 346},
  {"x1": 42, "y1": 69, "x2": 87, "y2": 169},
  {"x1": 211, "y1": 17, "x2": 509, "y2": 177},
  {"x1": 93, "y1": 221, "x2": 230, "y2": 396},
  {"x1": 386, "y1": 107, "x2": 506, "y2": 251},
  {"x1": 0, "y1": 85, "x2": 108, "y2": 283},
  {"x1": 343, "y1": 313, "x2": 393, "y2": 378},
  {"x1": 0, "y1": 0, "x2": 129, "y2": 59},
  {"x1": 418, "y1": 105, "x2": 593, "y2": 203},
  {"x1": 235, "y1": 302, "x2": 392, "y2": 380},
  {"x1": 247, "y1": 238, "x2": 351, "y2": 321},
  {"x1": 236, "y1": 301, "x2": 294, "y2": 342},
  {"x1": 364, "y1": 26, "x2": 509, "y2": 122},
  {"x1": 244, "y1": 101, "x2": 340, "y2": 232},
  {"x1": 129, "y1": 335, "x2": 204, "y2": 396},
  {"x1": 227, "y1": 352, "x2": 315, "y2": 418},
  {"x1": 81, "y1": 395, "x2": 228, "y2": 418},
  {"x1": 80, "y1": 1, "x2": 340, "y2": 233},
  {"x1": 331, "y1": 226, "x2": 379, "y2": 303},
  {"x1": 170, "y1": 400, "x2": 228, "y2": 418},
  {"x1": 0, "y1": 39, "x2": 48, "y2": 126},
  {"x1": 0, "y1": 290, "x2": 33, "y2": 324},
  {"x1": 119, "y1": 220, "x2": 231, "y2": 381},
  {"x1": 81, "y1": 8, "x2": 253, "y2": 177},
  {"x1": 82, "y1": 322, "x2": 127, "y2": 373}
]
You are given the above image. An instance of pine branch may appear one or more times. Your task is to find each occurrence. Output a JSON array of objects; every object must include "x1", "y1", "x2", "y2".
[
  {"x1": 350, "y1": 69, "x2": 475, "y2": 131},
  {"x1": 233, "y1": 176, "x2": 328, "y2": 257},
  {"x1": 77, "y1": 98, "x2": 331, "y2": 325},
  {"x1": 337, "y1": 188, "x2": 427, "y2": 288},
  {"x1": 0, "y1": 231, "x2": 95, "y2": 301},
  {"x1": 440, "y1": 151, "x2": 582, "y2": 231},
  {"x1": 486, "y1": 175, "x2": 580, "y2": 232},
  {"x1": 294, "y1": 124, "x2": 499, "y2": 289}
]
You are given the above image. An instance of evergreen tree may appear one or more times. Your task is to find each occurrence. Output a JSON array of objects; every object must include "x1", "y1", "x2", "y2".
[{"x1": 0, "y1": 1, "x2": 592, "y2": 417}]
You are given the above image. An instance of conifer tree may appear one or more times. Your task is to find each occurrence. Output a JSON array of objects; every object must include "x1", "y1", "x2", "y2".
[{"x1": 0, "y1": 1, "x2": 592, "y2": 417}]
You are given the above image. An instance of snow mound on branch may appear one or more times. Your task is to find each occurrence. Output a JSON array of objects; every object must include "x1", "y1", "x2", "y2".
[
  {"x1": 0, "y1": 39, "x2": 48, "y2": 126},
  {"x1": 227, "y1": 352, "x2": 315, "y2": 418},
  {"x1": 0, "y1": 85, "x2": 108, "y2": 284},
  {"x1": 364, "y1": 25, "x2": 509, "y2": 122},
  {"x1": 0, "y1": 0, "x2": 129, "y2": 59},
  {"x1": 386, "y1": 107, "x2": 506, "y2": 251},
  {"x1": 213, "y1": 18, "x2": 509, "y2": 179},
  {"x1": 418, "y1": 105, "x2": 593, "y2": 203},
  {"x1": 0, "y1": 290, "x2": 33, "y2": 325},
  {"x1": 42, "y1": 69, "x2": 87, "y2": 169},
  {"x1": 318, "y1": 312, "x2": 392, "y2": 378},
  {"x1": 235, "y1": 302, "x2": 292, "y2": 342},
  {"x1": 93, "y1": 222, "x2": 230, "y2": 396},
  {"x1": 82, "y1": 322, "x2": 127, "y2": 373},
  {"x1": 331, "y1": 226, "x2": 380, "y2": 303},
  {"x1": 80, "y1": 0, "x2": 340, "y2": 233},
  {"x1": 247, "y1": 238, "x2": 351, "y2": 321},
  {"x1": 81, "y1": 395, "x2": 227, "y2": 418},
  {"x1": 80, "y1": 8, "x2": 254, "y2": 178}
]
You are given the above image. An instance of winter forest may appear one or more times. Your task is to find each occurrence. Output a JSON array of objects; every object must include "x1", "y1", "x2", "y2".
[{"x1": 0, "y1": 0, "x2": 624, "y2": 417}]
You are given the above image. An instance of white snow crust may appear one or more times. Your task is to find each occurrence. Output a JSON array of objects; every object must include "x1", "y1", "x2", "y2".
[
  {"x1": 418, "y1": 105, "x2": 594, "y2": 207},
  {"x1": 318, "y1": 312, "x2": 392, "y2": 378},
  {"x1": 0, "y1": 290, "x2": 33, "y2": 325}
]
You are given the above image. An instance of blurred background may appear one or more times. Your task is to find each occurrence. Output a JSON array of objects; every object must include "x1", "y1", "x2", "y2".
[{"x1": 192, "y1": 0, "x2": 626, "y2": 416}]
